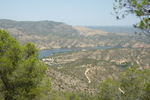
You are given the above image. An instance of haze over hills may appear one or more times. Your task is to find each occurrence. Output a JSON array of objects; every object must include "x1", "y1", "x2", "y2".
[
  {"x1": 0, "y1": 19, "x2": 150, "y2": 50},
  {"x1": 86, "y1": 26, "x2": 141, "y2": 34}
]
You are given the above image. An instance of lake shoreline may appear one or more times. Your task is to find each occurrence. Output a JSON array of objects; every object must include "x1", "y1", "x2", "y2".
[
  {"x1": 38, "y1": 46, "x2": 114, "y2": 59},
  {"x1": 38, "y1": 46, "x2": 148, "y2": 59}
]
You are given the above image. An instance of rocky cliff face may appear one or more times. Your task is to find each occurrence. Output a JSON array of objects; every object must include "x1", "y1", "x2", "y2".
[{"x1": 0, "y1": 19, "x2": 149, "y2": 50}]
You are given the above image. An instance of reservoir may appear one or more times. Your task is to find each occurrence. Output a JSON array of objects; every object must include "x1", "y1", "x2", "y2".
[{"x1": 38, "y1": 46, "x2": 112, "y2": 59}]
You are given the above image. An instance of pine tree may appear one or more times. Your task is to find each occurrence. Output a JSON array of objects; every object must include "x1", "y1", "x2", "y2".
[
  {"x1": 0, "y1": 29, "x2": 51, "y2": 100},
  {"x1": 113, "y1": 0, "x2": 150, "y2": 37}
]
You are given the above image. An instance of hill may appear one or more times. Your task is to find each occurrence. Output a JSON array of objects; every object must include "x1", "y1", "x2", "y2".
[
  {"x1": 0, "y1": 19, "x2": 150, "y2": 50},
  {"x1": 41, "y1": 48, "x2": 150, "y2": 95},
  {"x1": 0, "y1": 19, "x2": 150, "y2": 99}
]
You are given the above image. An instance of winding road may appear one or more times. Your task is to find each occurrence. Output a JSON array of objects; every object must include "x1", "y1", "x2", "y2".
[{"x1": 85, "y1": 68, "x2": 91, "y2": 83}]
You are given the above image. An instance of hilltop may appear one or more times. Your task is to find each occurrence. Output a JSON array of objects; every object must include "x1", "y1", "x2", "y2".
[{"x1": 0, "y1": 19, "x2": 150, "y2": 50}]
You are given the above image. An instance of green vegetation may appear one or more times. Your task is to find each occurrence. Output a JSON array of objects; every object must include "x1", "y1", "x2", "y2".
[
  {"x1": 0, "y1": 5, "x2": 150, "y2": 98},
  {"x1": 98, "y1": 66, "x2": 150, "y2": 100},
  {"x1": 113, "y1": 0, "x2": 150, "y2": 37},
  {"x1": 43, "y1": 47, "x2": 150, "y2": 99},
  {"x1": 0, "y1": 29, "x2": 51, "y2": 100},
  {"x1": 49, "y1": 91, "x2": 80, "y2": 100},
  {"x1": 0, "y1": 26, "x2": 150, "y2": 99}
]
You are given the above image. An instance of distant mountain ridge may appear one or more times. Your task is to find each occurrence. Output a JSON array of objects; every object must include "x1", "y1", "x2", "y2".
[
  {"x1": 0, "y1": 19, "x2": 149, "y2": 50},
  {"x1": 86, "y1": 26, "x2": 141, "y2": 34},
  {"x1": 0, "y1": 19, "x2": 78, "y2": 36}
]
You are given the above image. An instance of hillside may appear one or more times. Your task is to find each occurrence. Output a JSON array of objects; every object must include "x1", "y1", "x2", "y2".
[
  {"x1": 0, "y1": 19, "x2": 150, "y2": 99},
  {"x1": 41, "y1": 48, "x2": 150, "y2": 95},
  {"x1": 0, "y1": 19, "x2": 150, "y2": 50}
]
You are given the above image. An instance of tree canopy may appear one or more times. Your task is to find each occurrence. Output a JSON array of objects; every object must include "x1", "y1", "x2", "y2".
[
  {"x1": 113, "y1": 0, "x2": 150, "y2": 37},
  {"x1": 0, "y1": 29, "x2": 51, "y2": 100},
  {"x1": 98, "y1": 66, "x2": 150, "y2": 100}
]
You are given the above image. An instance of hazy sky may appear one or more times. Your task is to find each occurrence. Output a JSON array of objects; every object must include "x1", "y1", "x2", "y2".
[{"x1": 0, "y1": 0, "x2": 139, "y2": 26}]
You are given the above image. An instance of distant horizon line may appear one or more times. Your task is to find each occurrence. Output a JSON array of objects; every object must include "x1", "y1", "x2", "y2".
[
  {"x1": 77, "y1": 25, "x2": 133, "y2": 27},
  {"x1": 0, "y1": 19, "x2": 133, "y2": 27}
]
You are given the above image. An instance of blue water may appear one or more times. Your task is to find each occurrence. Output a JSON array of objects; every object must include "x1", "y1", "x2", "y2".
[{"x1": 38, "y1": 46, "x2": 112, "y2": 59}]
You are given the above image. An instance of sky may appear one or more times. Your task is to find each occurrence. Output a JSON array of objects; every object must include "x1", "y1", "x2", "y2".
[{"x1": 0, "y1": 0, "x2": 139, "y2": 26}]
